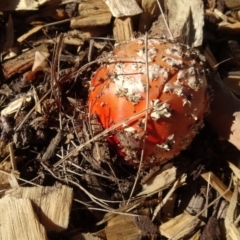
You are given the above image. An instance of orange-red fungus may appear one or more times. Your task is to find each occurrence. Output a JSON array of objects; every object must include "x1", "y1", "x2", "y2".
[{"x1": 88, "y1": 37, "x2": 208, "y2": 168}]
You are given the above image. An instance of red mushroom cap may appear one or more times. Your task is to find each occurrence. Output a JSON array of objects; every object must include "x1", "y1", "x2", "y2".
[{"x1": 88, "y1": 37, "x2": 208, "y2": 168}]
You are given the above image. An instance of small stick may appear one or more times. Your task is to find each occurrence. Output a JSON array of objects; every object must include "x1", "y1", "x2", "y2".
[
  {"x1": 41, "y1": 130, "x2": 63, "y2": 161},
  {"x1": 9, "y1": 142, "x2": 17, "y2": 171}
]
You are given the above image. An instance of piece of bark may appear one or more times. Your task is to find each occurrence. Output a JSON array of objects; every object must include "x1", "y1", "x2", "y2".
[
  {"x1": 104, "y1": 0, "x2": 142, "y2": 17},
  {"x1": 159, "y1": 212, "x2": 204, "y2": 240},
  {"x1": 70, "y1": 0, "x2": 112, "y2": 28},
  {"x1": 0, "y1": 196, "x2": 47, "y2": 240},
  {"x1": 113, "y1": 17, "x2": 134, "y2": 43},
  {"x1": 206, "y1": 73, "x2": 240, "y2": 150},
  {"x1": 2, "y1": 44, "x2": 48, "y2": 79},
  {"x1": 5, "y1": 184, "x2": 73, "y2": 232},
  {"x1": 105, "y1": 215, "x2": 157, "y2": 240},
  {"x1": 200, "y1": 217, "x2": 222, "y2": 240},
  {"x1": 201, "y1": 172, "x2": 233, "y2": 202}
]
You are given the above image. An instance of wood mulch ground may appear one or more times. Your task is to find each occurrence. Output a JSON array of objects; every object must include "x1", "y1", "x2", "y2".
[{"x1": 0, "y1": 0, "x2": 240, "y2": 239}]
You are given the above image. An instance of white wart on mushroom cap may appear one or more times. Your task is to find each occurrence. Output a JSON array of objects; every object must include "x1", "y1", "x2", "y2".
[{"x1": 88, "y1": 37, "x2": 208, "y2": 168}]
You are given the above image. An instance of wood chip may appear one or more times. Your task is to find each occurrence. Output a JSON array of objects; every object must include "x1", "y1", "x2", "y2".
[
  {"x1": 190, "y1": 230, "x2": 202, "y2": 240},
  {"x1": 186, "y1": 192, "x2": 205, "y2": 215},
  {"x1": 201, "y1": 171, "x2": 233, "y2": 202},
  {"x1": 2, "y1": 44, "x2": 49, "y2": 79},
  {"x1": 137, "y1": 166, "x2": 177, "y2": 196},
  {"x1": 113, "y1": 17, "x2": 134, "y2": 43},
  {"x1": 0, "y1": 197, "x2": 47, "y2": 240},
  {"x1": 165, "y1": 0, "x2": 204, "y2": 47},
  {"x1": 105, "y1": 214, "x2": 157, "y2": 240},
  {"x1": 70, "y1": 0, "x2": 112, "y2": 28},
  {"x1": 228, "y1": 161, "x2": 240, "y2": 179},
  {"x1": 225, "y1": 182, "x2": 238, "y2": 232},
  {"x1": 5, "y1": 184, "x2": 73, "y2": 232},
  {"x1": 227, "y1": 223, "x2": 240, "y2": 240},
  {"x1": 104, "y1": 0, "x2": 142, "y2": 17},
  {"x1": 159, "y1": 212, "x2": 204, "y2": 240}
]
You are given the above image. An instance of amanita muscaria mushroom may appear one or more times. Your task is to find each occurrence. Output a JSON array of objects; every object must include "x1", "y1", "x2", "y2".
[{"x1": 88, "y1": 37, "x2": 209, "y2": 168}]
